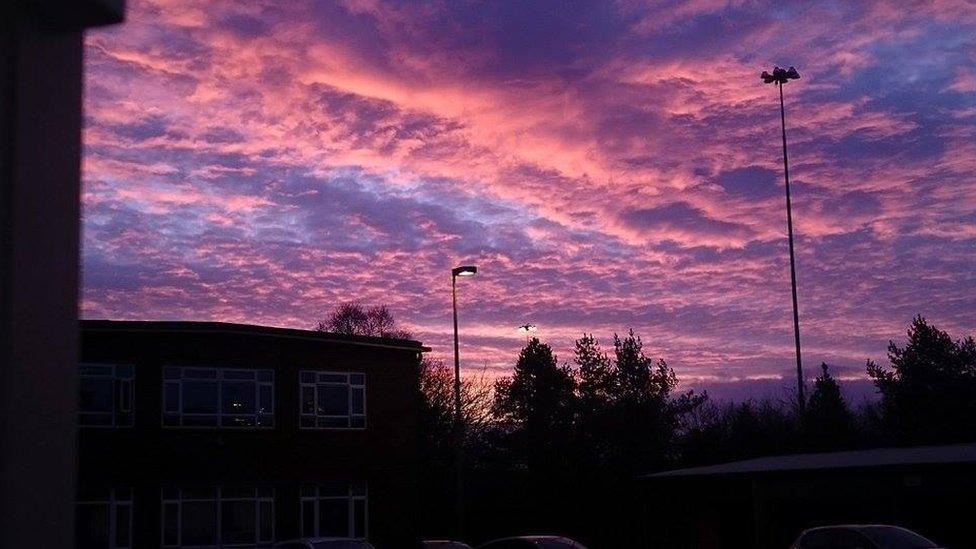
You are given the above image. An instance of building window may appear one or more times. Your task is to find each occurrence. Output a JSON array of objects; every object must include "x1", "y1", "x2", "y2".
[
  {"x1": 79, "y1": 364, "x2": 134, "y2": 427},
  {"x1": 76, "y1": 487, "x2": 132, "y2": 549},
  {"x1": 161, "y1": 487, "x2": 274, "y2": 548},
  {"x1": 299, "y1": 483, "x2": 367, "y2": 539},
  {"x1": 163, "y1": 367, "x2": 274, "y2": 428},
  {"x1": 299, "y1": 371, "x2": 366, "y2": 429}
]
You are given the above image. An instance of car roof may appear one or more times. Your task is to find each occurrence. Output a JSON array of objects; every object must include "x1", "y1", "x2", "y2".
[{"x1": 804, "y1": 524, "x2": 911, "y2": 533}]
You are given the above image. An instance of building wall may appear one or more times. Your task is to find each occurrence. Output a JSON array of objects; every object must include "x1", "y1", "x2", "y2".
[{"x1": 77, "y1": 325, "x2": 422, "y2": 548}]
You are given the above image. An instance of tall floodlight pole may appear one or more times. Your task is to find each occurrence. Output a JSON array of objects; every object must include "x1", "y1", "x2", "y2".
[
  {"x1": 451, "y1": 265, "x2": 477, "y2": 538},
  {"x1": 761, "y1": 66, "x2": 805, "y2": 412}
]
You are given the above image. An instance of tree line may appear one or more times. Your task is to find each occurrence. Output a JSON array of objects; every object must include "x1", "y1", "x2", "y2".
[{"x1": 318, "y1": 306, "x2": 976, "y2": 544}]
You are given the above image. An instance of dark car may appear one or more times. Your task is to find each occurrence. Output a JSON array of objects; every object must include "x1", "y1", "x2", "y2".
[
  {"x1": 477, "y1": 536, "x2": 588, "y2": 549},
  {"x1": 791, "y1": 525, "x2": 941, "y2": 549}
]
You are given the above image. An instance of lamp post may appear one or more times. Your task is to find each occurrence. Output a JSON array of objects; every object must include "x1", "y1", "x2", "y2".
[
  {"x1": 451, "y1": 264, "x2": 476, "y2": 537},
  {"x1": 761, "y1": 65, "x2": 805, "y2": 411}
]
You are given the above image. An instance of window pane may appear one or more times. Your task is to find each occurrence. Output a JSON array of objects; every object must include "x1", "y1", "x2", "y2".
[
  {"x1": 300, "y1": 371, "x2": 316, "y2": 383},
  {"x1": 318, "y1": 385, "x2": 349, "y2": 415},
  {"x1": 182, "y1": 381, "x2": 218, "y2": 413},
  {"x1": 317, "y1": 499, "x2": 350, "y2": 537},
  {"x1": 182, "y1": 415, "x2": 219, "y2": 427},
  {"x1": 223, "y1": 370, "x2": 255, "y2": 380},
  {"x1": 256, "y1": 370, "x2": 273, "y2": 382},
  {"x1": 221, "y1": 499, "x2": 257, "y2": 544},
  {"x1": 118, "y1": 380, "x2": 132, "y2": 411},
  {"x1": 76, "y1": 503, "x2": 109, "y2": 549},
  {"x1": 258, "y1": 384, "x2": 273, "y2": 413},
  {"x1": 184, "y1": 368, "x2": 217, "y2": 379},
  {"x1": 351, "y1": 388, "x2": 364, "y2": 414},
  {"x1": 164, "y1": 367, "x2": 180, "y2": 379},
  {"x1": 79, "y1": 378, "x2": 113, "y2": 413},
  {"x1": 259, "y1": 501, "x2": 274, "y2": 542},
  {"x1": 222, "y1": 415, "x2": 256, "y2": 427},
  {"x1": 116, "y1": 504, "x2": 131, "y2": 547},
  {"x1": 353, "y1": 499, "x2": 366, "y2": 538},
  {"x1": 349, "y1": 373, "x2": 365, "y2": 385},
  {"x1": 320, "y1": 373, "x2": 346, "y2": 383},
  {"x1": 256, "y1": 415, "x2": 273, "y2": 427},
  {"x1": 162, "y1": 503, "x2": 179, "y2": 545},
  {"x1": 164, "y1": 383, "x2": 180, "y2": 412},
  {"x1": 301, "y1": 386, "x2": 315, "y2": 414},
  {"x1": 162, "y1": 413, "x2": 180, "y2": 426},
  {"x1": 80, "y1": 365, "x2": 112, "y2": 376},
  {"x1": 116, "y1": 364, "x2": 134, "y2": 378},
  {"x1": 222, "y1": 381, "x2": 256, "y2": 414},
  {"x1": 181, "y1": 500, "x2": 218, "y2": 546},
  {"x1": 318, "y1": 416, "x2": 348, "y2": 428},
  {"x1": 300, "y1": 416, "x2": 315, "y2": 428},
  {"x1": 301, "y1": 500, "x2": 316, "y2": 537}
]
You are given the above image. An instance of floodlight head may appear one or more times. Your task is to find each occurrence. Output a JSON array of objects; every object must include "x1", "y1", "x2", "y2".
[
  {"x1": 517, "y1": 324, "x2": 538, "y2": 333},
  {"x1": 761, "y1": 70, "x2": 776, "y2": 83},
  {"x1": 761, "y1": 65, "x2": 799, "y2": 84},
  {"x1": 785, "y1": 66, "x2": 800, "y2": 80},
  {"x1": 452, "y1": 265, "x2": 477, "y2": 277}
]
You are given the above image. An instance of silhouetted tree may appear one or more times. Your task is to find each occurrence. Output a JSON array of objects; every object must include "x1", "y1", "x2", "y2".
[
  {"x1": 492, "y1": 338, "x2": 577, "y2": 472},
  {"x1": 804, "y1": 363, "x2": 856, "y2": 450},
  {"x1": 867, "y1": 315, "x2": 976, "y2": 444},
  {"x1": 315, "y1": 302, "x2": 412, "y2": 339}
]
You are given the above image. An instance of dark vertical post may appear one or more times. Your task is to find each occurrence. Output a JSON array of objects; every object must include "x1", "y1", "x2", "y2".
[
  {"x1": 0, "y1": 2, "x2": 123, "y2": 548},
  {"x1": 778, "y1": 82, "x2": 804, "y2": 411},
  {"x1": 451, "y1": 273, "x2": 465, "y2": 537}
]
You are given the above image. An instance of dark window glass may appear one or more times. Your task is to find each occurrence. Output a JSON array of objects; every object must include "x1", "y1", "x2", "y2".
[
  {"x1": 318, "y1": 385, "x2": 349, "y2": 415},
  {"x1": 75, "y1": 503, "x2": 109, "y2": 549},
  {"x1": 301, "y1": 386, "x2": 315, "y2": 414},
  {"x1": 351, "y1": 388, "x2": 364, "y2": 414},
  {"x1": 859, "y1": 526, "x2": 937, "y2": 549},
  {"x1": 116, "y1": 364, "x2": 134, "y2": 378},
  {"x1": 258, "y1": 384, "x2": 273, "y2": 413},
  {"x1": 116, "y1": 504, "x2": 131, "y2": 547},
  {"x1": 164, "y1": 366, "x2": 180, "y2": 379},
  {"x1": 162, "y1": 503, "x2": 179, "y2": 546},
  {"x1": 301, "y1": 371, "x2": 316, "y2": 383},
  {"x1": 301, "y1": 500, "x2": 316, "y2": 537},
  {"x1": 319, "y1": 416, "x2": 348, "y2": 428},
  {"x1": 164, "y1": 383, "x2": 180, "y2": 412},
  {"x1": 162, "y1": 414, "x2": 180, "y2": 426},
  {"x1": 300, "y1": 416, "x2": 315, "y2": 428},
  {"x1": 183, "y1": 414, "x2": 219, "y2": 427},
  {"x1": 222, "y1": 381, "x2": 256, "y2": 414},
  {"x1": 350, "y1": 373, "x2": 365, "y2": 385},
  {"x1": 182, "y1": 381, "x2": 218, "y2": 413},
  {"x1": 184, "y1": 368, "x2": 217, "y2": 379},
  {"x1": 257, "y1": 370, "x2": 273, "y2": 382},
  {"x1": 318, "y1": 499, "x2": 350, "y2": 537},
  {"x1": 256, "y1": 415, "x2": 273, "y2": 427},
  {"x1": 223, "y1": 370, "x2": 254, "y2": 380},
  {"x1": 320, "y1": 373, "x2": 346, "y2": 383},
  {"x1": 259, "y1": 501, "x2": 274, "y2": 542},
  {"x1": 353, "y1": 499, "x2": 366, "y2": 538},
  {"x1": 118, "y1": 380, "x2": 132, "y2": 411},
  {"x1": 222, "y1": 415, "x2": 256, "y2": 427},
  {"x1": 79, "y1": 378, "x2": 113, "y2": 413},
  {"x1": 221, "y1": 499, "x2": 256, "y2": 544},
  {"x1": 181, "y1": 500, "x2": 217, "y2": 546}
]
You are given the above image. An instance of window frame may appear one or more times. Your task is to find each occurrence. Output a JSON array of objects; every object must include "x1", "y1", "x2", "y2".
[
  {"x1": 160, "y1": 486, "x2": 275, "y2": 548},
  {"x1": 76, "y1": 487, "x2": 133, "y2": 549},
  {"x1": 78, "y1": 363, "x2": 135, "y2": 428},
  {"x1": 298, "y1": 371, "x2": 366, "y2": 430},
  {"x1": 162, "y1": 367, "x2": 275, "y2": 429},
  {"x1": 298, "y1": 483, "x2": 368, "y2": 540}
]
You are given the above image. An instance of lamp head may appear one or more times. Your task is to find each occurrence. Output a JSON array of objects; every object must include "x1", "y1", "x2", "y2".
[
  {"x1": 517, "y1": 324, "x2": 537, "y2": 333},
  {"x1": 452, "y1": 265, "x2": 478, "y2": 277},
  {"x1": 761, "y1": 66, "x2": 800, "y2": 84}
]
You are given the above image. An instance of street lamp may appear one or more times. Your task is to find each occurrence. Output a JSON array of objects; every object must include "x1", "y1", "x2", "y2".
[
  {"x1": 450, "y1": 264, "x2": 476, "y2": 537},
  {"x1": 761, "y1": 65, "x2": 805, "y2": 411}
]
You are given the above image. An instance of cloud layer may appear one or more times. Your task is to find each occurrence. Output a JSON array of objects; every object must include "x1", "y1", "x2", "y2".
[{"x1": 82, "y1": 0, "x2": 976, "y2": 395}]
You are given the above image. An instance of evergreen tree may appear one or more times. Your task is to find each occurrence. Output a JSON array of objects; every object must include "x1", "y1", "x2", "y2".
[
  {"x1": 804, "y1": 363, "x2": 855, "y2": 450},
  {"x1": 867, "y1": 315, "x2": 976, "y2": 443}
]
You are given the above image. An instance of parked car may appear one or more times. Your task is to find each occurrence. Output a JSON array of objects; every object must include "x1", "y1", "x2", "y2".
[
  {"x1": 421, "y1": 541, "x2": 475, "y2": 549},
  {"x1": 790, "y1": 525, "x2": 940, "y2": 549},
  {"x1": 275, "y1": 538, "x2": 377, "y2": 549},
  {"x1": 477, "y1": 536, "x2": 588, "y2": 549}
]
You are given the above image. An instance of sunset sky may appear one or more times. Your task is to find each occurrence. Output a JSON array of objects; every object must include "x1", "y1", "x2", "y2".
[{"x1": 81, "y1": 0, "x2": 976, "y2": 400}]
